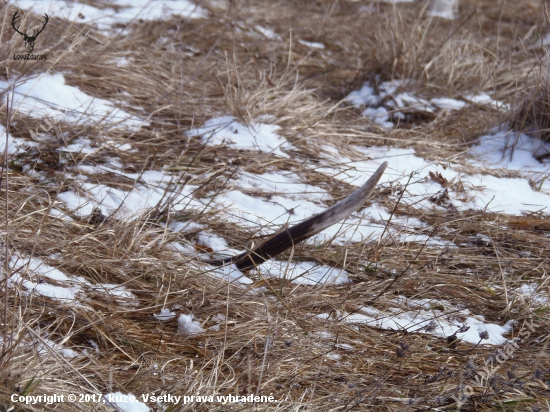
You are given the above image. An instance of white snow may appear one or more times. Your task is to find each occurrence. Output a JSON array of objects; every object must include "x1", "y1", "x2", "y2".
[
  {"x1": 57, "y1": 178, "x2": 201, "y2": 220},
  {"x1": 61, "y1": 138, "x2": 98, "y2": 154},
  {"x1": 7, "y1": 255, "x2": 140, "y2": 306},
  {"x1": 25, "y1": 258, "x2": 71, "y2": 282},
  {"x1": 115, "y1": 0, "x2": 207, "y2": 21},
  {"x1": 258, "y1": 261, "x2": 349, "y2": 285},
  {"x1": 430, "y1": 97, "x2": 466, "y2": 110},
  {"x1": 177, "y1": 314, "x2": 204, "y2": 334},
  {"x1": 390, "y1": 93, "x2": 434, "y2": 112},
  {"x1": 0, "y1": 73, "x2": 146, "y2": 131},
  {"x1": 315, "y1": 142, "x2": 550, "y2": 216},
  {"x1": 197, "y1": 231, "x2": 229, "y2": 251},
  {"x1": 333, "y1": 299, "x2": 514, "y2": 345},
  {"x1": 345, "y1": 80, "x2": 447, "y2": 128},
  {"x1": 237, "y1": 170, "x2": 328, "y2": 201},
  {"x1": 92, "y1": 284, "x2": 139, "y2": 306},
  {"x1": 464, "y1": 93, "x2": 509, "y2": 110},
  {"x1": 470, "y1": 129, "x2": 550, "y2": 170},
  {"x1": 215, "y1": 189, "x2": 323, "y2": 232},
  {"x1": 208, "y1": 263, "x2": 253, "y2": 284},
  {"x1": 428, "y1": 0, "x2": 458, "y2": 19},
  {"x1": 105, "y1": 393, "x2": 149, "y2": 412},
  {"x1": 362, "y1": 107, "x2": 394, "y2": 129},
  {"x1": 346, "y1": 83, "x2": 380, "y2": 107},
  {"x1": 37, "y1": 336, "x2": 80, "y2": 359},
  {"x1": 169, "y1": 220, "x2": 205, "y2": 233},
  {"x1": 154, "y1": 308, "x2": 176, "y2": 321},
  {"x1": 188, "y1": 116, "x2": 294, "y2": 158},
  {"x1": 13, "y1": 0, "x2": 206, "y2": 30},
  {"x1": 57, "y1": 190, "x2": 96, "y2": 218},
  {"x1": 48, "y1": 208, "x2": 74, "y2": 222},
  {"x1": 0, "y1": 125, "x2": 36, "y2": 155},
  {"x1": 516, "y1": 284, "x2": 549, "y2": 305},
  {"x1": 298, "y1": 40, "x2": 325, "y2": 49},
  {"x1": 20, "y1": 278, "x2": 80, "y2": 302},
  {"x1": 255, "y1": 26, "x2": 278, "y2": 39}
]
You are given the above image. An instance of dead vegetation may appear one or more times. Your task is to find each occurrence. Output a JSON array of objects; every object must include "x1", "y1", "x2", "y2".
[{"x1": 0, "y1": 0, "x2": 549, "y2": 411}]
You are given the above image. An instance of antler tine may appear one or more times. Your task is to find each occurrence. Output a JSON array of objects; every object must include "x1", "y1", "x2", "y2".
[
  {"x1": 11, "y1": 11, "x2": 25, "y2": 36},
  {"x1": 202, "y1": 161, "x2": 388, "y2": 271},
  {"x1": 37, "y1": 14, "x2": 49, "y2": 35}
]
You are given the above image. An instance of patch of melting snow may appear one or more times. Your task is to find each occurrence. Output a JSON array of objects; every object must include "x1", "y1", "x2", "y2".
[
  {"x1": 0, "y1": 125, "x2": 36, "y2": 155},
  {"x1": 255, "y1": 25, "x2": 278, "y2": 39},
  {"x1": 346, "y1": 80, "x2": 440, "y2": 129},
  {"x1": 177, "y1": 314, "x2": 204, "y2": 334},
  {"x1": 346, "y1": 80, "x2": 509, "y2": 129},
  {"x1": 61, "y1": 138, "x2": 98, "y2": 154},
  {"x1": 238, "y1": 171, "x2": 329, "y2": 202},
  {"x1": 470, "y1": 129, "x2": 550, "y2": 170},
  {"x1": 92, "y1": 284, "x2": 139, "y2": 306},
  {"x1": 188, "y1": 116, "x2": 294, "y2": 158},
  {"x1": 257, "y1": 261, "x2": 350, "y2": 285},
  {"x1": 516, "y1": 284, "x2": 549, "y2": 305},
  {"x1": 215, "y1": 190, "x2": 324, "y2": 232},
  {"x1": 37, "y1": 336, "x2": 80, "y2": 359},
  {"x1": 14, "y1": 0, "x2": 206, "y2": 31},
  {"x1": 57, "y1": 179, "x2": 201, "y2": 220},
  {"x1": 169, "y1": 220, "x2": 205, "y2": 233},
  {"x1": 316, "y1": 144, "x2": 550, "y2": 215},
  {"x1": 197, "y1": 231, "x2": 243, "y2": 257},
  {"x1": 389, "y1": 93, "x2": 434, "y2": 112},
  {"x1": 463, "y1": 93, "x2": 509, "y2": 110},
  {"x1": 7, "y1": 255, "x2": 139, "y2": 307},
  {"x1": 0, "y1": 73, "x2": 146, "y2": 130},
  {"x1": 298, "y1": 39, "x2": 325, "y2": 49},
  {"x1": 430, "y1": 97, "x2": 466, "y2": 110},
  {"x1": 154, "y1": 308, "x2": 177, "y2": 321},
  {"x1": 428, "y1": 0, "x2": 458, "y2": 19},
  {"x1": 49, "y1": 208, "x2": 74, "y2": 222},
  {"x1": 207, "y1": 263, "x2": 253, "y2": 284},
  {"x1": 362, "y1": 107, "x2": 393, "y2": 129},
  {"x1": 11, "y1": 274, "x2": 81, "y2": 302},
  {"x1": 115, "y1": 0, "x2": 207, "y2": 21},
  {"x1": 334, "y1": 302, "x2": 514, "y2": 345},
  {"x1": 104, "y1": 392, "x2": 150, "y2": 412}
]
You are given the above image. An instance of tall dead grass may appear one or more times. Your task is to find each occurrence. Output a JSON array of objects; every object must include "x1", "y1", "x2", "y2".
[{"x1": 0, "y1": 1, "x2": 548, "y2": 411}]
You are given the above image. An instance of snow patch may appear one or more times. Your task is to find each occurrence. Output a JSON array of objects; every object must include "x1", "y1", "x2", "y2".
[
  {"x1": 177, "y1": 314, "x2": 204, "y2": 334},
  {"x1": 188, "y1": 116, "x2": 294, "y2": 158}
]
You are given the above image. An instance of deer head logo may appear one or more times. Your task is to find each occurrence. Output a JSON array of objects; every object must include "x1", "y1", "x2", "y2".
[{"x1": 12, "y1": 11, "x2": 49, "y2": 54}]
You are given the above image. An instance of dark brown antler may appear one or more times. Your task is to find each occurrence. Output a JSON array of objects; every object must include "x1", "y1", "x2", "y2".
[
  {"x1": 11, "y1": 11, "x2": 26, "y2": 37},
  {"x1": 33, "y1": 14, "x2": 49, "y2": 38},
  {"x1": 202, "y1": 161, "x2": 388, "y2": 270}
]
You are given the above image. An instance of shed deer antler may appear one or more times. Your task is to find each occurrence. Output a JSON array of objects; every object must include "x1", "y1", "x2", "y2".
[
  {"x1": 202, "y1": 161, "x2": 388, "y2": 270},
  {"x1": 12, "y1": 11, "x2": 49, "y2": 54}
]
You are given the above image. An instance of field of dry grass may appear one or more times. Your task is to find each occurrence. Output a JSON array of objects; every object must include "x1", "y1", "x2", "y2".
[{"x1": 0, "y1": 0, "x2": 549, "y2": 410}]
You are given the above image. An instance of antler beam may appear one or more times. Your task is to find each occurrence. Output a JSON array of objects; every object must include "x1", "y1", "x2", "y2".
[{"x1": 202, "y1": 161, "x2": 388, "y2": 270}]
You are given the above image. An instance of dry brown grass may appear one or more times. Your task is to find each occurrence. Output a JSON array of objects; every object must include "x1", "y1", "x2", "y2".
[{"x1": 0, "y1": 0, "x2": 549, "y2": 411}]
